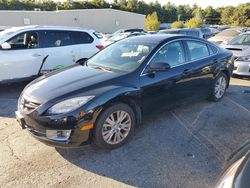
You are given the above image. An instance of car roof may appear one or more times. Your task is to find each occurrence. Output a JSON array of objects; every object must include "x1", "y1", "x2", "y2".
[
  {"x1": 123, "y1": 34, "x2": 201, "y2": 43},
  {"x1": 4, "y1": 25, "x2": 93, "y2": 33}
]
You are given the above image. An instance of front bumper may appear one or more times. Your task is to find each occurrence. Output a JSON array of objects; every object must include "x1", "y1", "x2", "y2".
[
  {"x1": 15, "y1": 110, "x2": 94, "y2": 148},
  {"x1": 233, "y1": 61, "x2": 250, "y2": 76}
]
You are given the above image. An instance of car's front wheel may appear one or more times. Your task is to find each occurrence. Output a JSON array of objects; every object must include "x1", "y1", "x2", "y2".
[
  {"x1": 209, "y1": 72, "x2": 228, "y2": 101},
  {"x1": 94, "y1": 103, "x2": 135, "y2": 149}
]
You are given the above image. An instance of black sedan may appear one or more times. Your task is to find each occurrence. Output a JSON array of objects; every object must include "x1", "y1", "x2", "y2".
[{"x1": 16, "y1": 35, "x2": 233, "y2": 149}]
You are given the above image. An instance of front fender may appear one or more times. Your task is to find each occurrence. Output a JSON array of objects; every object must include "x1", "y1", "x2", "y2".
[{"x1": 84, "y1": 85, "x2": 141, "y2": 111}]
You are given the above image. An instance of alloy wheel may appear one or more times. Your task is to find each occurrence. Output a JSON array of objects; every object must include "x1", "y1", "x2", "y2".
[
  {"x1": 215, "y1": 76, "x2": 227, "y2": 99},
  {"x1": 102, "y1": 110, "x2": 131, "y2": 145}
]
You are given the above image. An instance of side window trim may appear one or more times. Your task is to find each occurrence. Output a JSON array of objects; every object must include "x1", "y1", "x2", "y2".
[
  {"x1": 184, "y1": 40, "x2": 211, "y2": 61},
  {"x1": 141, "y1": 38, "x2": 219, "y2": 76}
]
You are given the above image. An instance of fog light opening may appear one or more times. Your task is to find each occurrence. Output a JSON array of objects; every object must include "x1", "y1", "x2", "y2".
[{"x1": 46, "y1": 130, "x2": 71, "y2": 141}]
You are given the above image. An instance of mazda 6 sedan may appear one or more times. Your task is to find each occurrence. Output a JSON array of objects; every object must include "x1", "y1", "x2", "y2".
[{"x1": 16, "y1": 35, "x2": 233, "y2": 149}]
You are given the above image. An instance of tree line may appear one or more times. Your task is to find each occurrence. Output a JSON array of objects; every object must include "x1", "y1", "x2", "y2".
[{"x1": 0, "y1": 0, "x2": 249, "y2": 27}]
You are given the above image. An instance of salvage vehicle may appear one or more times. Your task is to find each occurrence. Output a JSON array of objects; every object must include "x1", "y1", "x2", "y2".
[
  {"x1": 223, "y1": 32, "x2": 250, "y2": 76},
  {"x1": 16, "y1": 35, "x2": 233, "y2": 149},
  {"x1": 0, "y1": 25, "x2": 103, "y2": 83},
  {"x1": 208, "y1": 28, "x2": 241, "y2": 45}
]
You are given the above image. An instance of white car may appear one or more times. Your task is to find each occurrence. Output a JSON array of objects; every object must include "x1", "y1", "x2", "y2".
[{"x1": 0, "y1": 25, "x2": 104, "y2": 83}]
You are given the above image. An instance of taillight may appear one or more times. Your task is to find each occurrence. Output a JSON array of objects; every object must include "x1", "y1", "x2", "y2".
[{"x1": 96, "y1": 45, "x2": 104, "y2": 51}]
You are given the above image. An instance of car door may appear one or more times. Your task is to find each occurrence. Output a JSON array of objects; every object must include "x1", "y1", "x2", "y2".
[
  {"x1": 40, "y1": 30, "x2": 78, "y2": 73},
  {"x1": 140, "y1": 41, "x2": 195, "y2": 114},
  {"x1": 182, "y1": 40, "x2": 216, "y2": 99},
  {"x1": 71, "y1": 31, "x2": 99, "y2": 60},
  {"x1": 0, "y1": 31, "x2": 44, "y2": 81}
]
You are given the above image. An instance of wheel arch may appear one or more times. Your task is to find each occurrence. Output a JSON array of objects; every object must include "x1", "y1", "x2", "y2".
[
  {"x1": 214, "y1": 68, "x2": 231, "y2": 88},
  {"x1": 93, "y1": 95, "x2": 142, "y2": 128}
]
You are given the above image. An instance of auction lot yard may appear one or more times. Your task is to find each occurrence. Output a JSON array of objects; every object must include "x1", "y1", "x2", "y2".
[{"x1": 0, "y1": 78, "x2": 249, "y2": 188}]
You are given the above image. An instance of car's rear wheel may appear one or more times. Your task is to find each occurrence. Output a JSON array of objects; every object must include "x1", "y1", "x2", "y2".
[
  {"x1": 94, "y1": 103, "x2": 135, "y2": 149},
  {"x1": 209, "y1": 72, "x2": 228, "y2": 101}
]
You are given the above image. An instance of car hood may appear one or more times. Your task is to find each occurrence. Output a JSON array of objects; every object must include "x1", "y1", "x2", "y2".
[
  {"x1": 223, "y1": 45, "x2": 250, "y2": 57},
  {"x1": 208, "y1": 36, "x2": 235, "y2": 43},
  {"x1": 24, "y1": 65, "x2": 124, "y2": 102}
]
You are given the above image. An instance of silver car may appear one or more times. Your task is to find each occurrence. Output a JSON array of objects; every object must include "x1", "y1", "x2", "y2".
[{"x1": 223, "y1": 32, "x2": 250, "y2": 76}]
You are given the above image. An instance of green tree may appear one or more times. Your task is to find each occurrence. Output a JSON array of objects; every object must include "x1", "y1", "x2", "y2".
[
  {"x1": 145, "y1": 11, "x2": 160, "y2": 31},
  {"x1": 204, "y1": 6, "x2": 220, "y2": 24},
  {"x1": 220, "y1": 6, "x2": 234, "y2": 25},
  {"x1": 185, "y1": 18, "x2": 203, "y2": 28},
  {"x1": 162, "y1": 2, "x2": 177, "y2": 23},
  {"x1": 230, "y1": 3, "x2": 250, "y2": 27},
  {"x1": 171, "y1": 21, "x2": 184, "y2": 28},
  {"x1": 126, "y1": 0, "x2": 138, "y2": 12}
]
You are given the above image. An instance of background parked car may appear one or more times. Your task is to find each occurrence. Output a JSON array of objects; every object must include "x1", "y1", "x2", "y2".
[
  {"x1": 208, "y1": 28, "x2": 241, "y2": 45},
  {"x1": 104, "y1": 28, "x2": 146, "y2": 39},
  {"x1": 103, "y1": 31, "x2": 147, "y2": 46},
  {"x1": 0, "y1": 25, "x2": 103, "y2": 83},
  {"x1": 223, "y1": 32, "x2": 250, "y2": 76},
  {"x1": 158, "y1": 28, "x2": 214, "y2": 39},
  {"x1": 0, "y1": 26, "x2": 10, "y2": 32}
]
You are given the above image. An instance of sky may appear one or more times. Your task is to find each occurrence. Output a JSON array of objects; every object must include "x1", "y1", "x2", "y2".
[{"x1": 106, "y1": 0, "x2": 249, "y2": 8}]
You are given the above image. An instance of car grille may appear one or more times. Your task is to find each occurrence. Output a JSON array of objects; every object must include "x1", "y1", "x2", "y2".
[{"x1": 19, "y1": 95, "x2": 41, "y2": 113}]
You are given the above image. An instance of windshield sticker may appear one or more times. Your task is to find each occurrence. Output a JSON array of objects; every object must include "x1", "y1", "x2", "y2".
[{"x1": 121, "y1": 52, "x2": 140, "y2": 57}]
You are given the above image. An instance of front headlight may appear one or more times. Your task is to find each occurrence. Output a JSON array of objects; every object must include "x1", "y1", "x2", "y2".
[
  {"x1": 47, "y1": 96, "x2": 94, "y2": 115},
  {"x1": 215, "y1": 156, "x2": 245, "y2": 188},
  {"x1": 236, "y1": 56, "x2": 250, "y2": 62}
]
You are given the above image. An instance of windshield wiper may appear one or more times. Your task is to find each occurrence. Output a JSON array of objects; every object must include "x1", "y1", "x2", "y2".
[{"x1": 92, "y1": 65, "x2": 112, "y2": 72}]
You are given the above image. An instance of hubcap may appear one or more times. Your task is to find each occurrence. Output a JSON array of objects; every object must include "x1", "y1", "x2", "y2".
[
  {"x1": 215, "y1": 76, "x2": 226, "y2": 99},
  {"x1": 102, "y1": 110, "x2": 131, "y2": 145}
]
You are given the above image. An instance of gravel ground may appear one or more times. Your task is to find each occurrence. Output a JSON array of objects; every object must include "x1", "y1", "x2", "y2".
[{"x1": 0, "y1": 78, "x2": 249, "y2": 188}]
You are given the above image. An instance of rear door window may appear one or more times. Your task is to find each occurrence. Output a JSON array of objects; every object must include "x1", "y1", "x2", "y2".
[
  {"x1": 43, "y1": 31, "x2": 75, "y2": 48},
  {"x1": 186, "y1": 41, "x2": 210, "y2": 61}
]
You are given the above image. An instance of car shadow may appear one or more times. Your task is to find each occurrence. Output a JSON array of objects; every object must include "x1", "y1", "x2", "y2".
[
  {"x1": 55, "y1": 107, "x2": 223, "y2": 188},
  {"x1": 55, "y1": 82, "x2": 250, "y2": 188}
]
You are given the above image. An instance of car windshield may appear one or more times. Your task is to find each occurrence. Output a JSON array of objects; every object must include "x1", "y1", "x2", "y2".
[
  {"x1": 228, "y1": 34, "x2": 250, "y2": 45},
  {"x1": 0, "y1": 30, "x2": 14, "y2": 41},
  {"x1": 87, "y1": 38, "x2": 158, "y2": 72}
]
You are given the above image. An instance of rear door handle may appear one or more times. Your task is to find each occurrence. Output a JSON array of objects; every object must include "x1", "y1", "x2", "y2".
[
  {"x1": 182, "y1": 69, "x2": 190, "y2": 76},
  {"x1": 32, "y1": 53, "x2": 42, "y2": 57}
]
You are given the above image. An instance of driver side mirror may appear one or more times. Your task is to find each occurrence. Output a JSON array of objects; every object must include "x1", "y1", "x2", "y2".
[
  {"x1": 77, "y1": 58, "x2": 88, "y2": 65},
  {"x1": 1, "y1": 42, "x2": 11, "y2": 50},
  {"x1": 148, "y1": 62, "x2": 170, "y2": 73}
]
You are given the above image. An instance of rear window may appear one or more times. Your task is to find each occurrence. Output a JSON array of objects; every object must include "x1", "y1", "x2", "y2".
[
  {"x1": 93, "y1": 32, "x2": 103, "y2": 39},
  {"x1": 207, "y1": 44, "x2": 218, "y2": 55},
  {"x1": 43, "y1": 30, "x2": 94, "y2": 48},
  {"x1": 72, "y1": 31, "x2": 94, "y2": 44}
]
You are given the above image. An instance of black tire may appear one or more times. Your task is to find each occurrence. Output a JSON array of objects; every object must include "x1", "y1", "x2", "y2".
[
  {"x1": 94, "y1": 103, "x2": 135, "y2": 149},
  {"x1": 209, "y1": 72, "x2": 228, "y2": 102}
]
